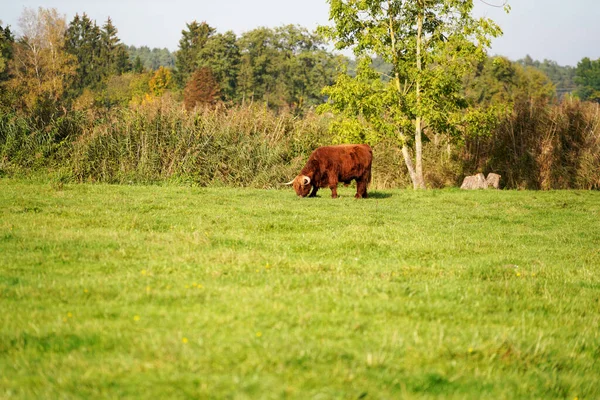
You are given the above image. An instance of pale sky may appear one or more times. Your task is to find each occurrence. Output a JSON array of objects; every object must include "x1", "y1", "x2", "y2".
[{"x1": 2, "y1": 0, "x2": 599, "y2": 66}]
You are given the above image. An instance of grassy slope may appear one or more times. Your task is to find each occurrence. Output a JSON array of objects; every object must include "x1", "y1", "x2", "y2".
[{"x1": 1, "y1": 179, "x2": 599, "y2": 399}]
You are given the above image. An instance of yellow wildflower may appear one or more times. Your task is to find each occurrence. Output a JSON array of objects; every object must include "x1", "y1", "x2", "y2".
[
  {"x1": 133, "y1": 315, "x2": 140, "y2": 321},
  {"x1": 256, "y1": 331, "x2": 262, "y2": 337},
  {"x1": 182, "y1": 337, "x2": 189, "y2": 344}
]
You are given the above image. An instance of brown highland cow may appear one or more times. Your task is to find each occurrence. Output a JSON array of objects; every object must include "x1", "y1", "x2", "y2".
[{"x1": 285, "y1": 144, "x2": 372, "y2": 198}]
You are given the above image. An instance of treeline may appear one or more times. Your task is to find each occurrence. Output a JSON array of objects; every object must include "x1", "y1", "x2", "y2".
[
  {"x1": 0, "y1": 8, "x2": 599, "y2": 189},
  {"x1": 127, "y1": 46, "x2": 175, "y2": 71},
  {"x1": 0, "y1": 9, "x2": 341, "y2": 119}
]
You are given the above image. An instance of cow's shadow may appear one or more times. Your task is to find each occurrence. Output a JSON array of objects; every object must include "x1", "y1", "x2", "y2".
[{"x1": 367, "y1": 191, "x2": 392, "y2": 199}]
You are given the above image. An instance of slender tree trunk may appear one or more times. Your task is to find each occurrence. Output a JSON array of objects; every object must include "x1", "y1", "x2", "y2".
[
  {"x1": 414, "y1": 8, "x2": 426, "y2": 189},
  {"x1": 389, "y1": 1, "x2": 420, "y2": 189},
  {"x1": 401, "y1": 143, "x2": 418, "y2": 188}
]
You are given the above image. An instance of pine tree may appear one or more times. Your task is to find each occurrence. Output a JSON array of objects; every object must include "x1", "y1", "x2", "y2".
[
  {"x1": 0, "y1": 22, "x2": 14, "y2": 82},
  {"x1": 174, "y1": 21, "x2": 215, "y2": 88},
  {"x1": 65, "y1": 13, "x2": 102, "y2": 91},
  {"x1": 99, "y1": 17, "x2": 130, "y2": 77},
  {"x1": 133, "y1": 55, "x2": 144, "y2": 73}
]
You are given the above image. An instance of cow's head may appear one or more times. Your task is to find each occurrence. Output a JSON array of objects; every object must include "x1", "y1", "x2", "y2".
[{"x1": 285, "y1": 175, "x2": 311, "y2": 197}]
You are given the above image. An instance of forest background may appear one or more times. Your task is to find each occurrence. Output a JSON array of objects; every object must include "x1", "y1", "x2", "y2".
[{"x1": 1, "y1": 6, "x2": 599, "y2": 190}]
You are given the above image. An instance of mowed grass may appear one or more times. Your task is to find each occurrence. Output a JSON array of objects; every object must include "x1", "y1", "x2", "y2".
[{"x1": 1, "y1": 179, "x2": 599, "y2": 399}]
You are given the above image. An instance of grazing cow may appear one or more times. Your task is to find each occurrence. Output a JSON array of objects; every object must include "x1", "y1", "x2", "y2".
[{"x1": 285, "y1": 144, "x2": 372, "y2": 198}]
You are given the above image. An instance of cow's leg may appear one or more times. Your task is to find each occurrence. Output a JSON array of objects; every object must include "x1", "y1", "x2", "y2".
[
  {"x1": 329, "y1": 178, "x2": 339, "y2": 198},
  {"x1": 309, "y1": 185, "x2": 319, "y2": 197},
  {"x1": 330, "y1": 186, "x2": 338, "y2": 198},
  {"x1": 355, "y1": 179, "x2": 368, "y2": 199}
]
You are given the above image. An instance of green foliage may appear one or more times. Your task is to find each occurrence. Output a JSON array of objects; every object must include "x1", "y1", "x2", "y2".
[
  {"x1": 463, "y1": 56, "x2": 556, "y2": 136},
  {"x1": 1, "y1": 181, "x2": 600, "y2": 398},
  {"x1": 517, "y1": 55, "x2": 576, "y2": 98},
  {"x1": 102, "y1": 73, "x2": 139, "y2": 107},
  {"x1": 320, "y1": 0, "x2": 504, "y2": 188},
  {"x1": 319, "y1": 57, "x2": 410, "y2": 145},
  {"x1": 127, "y1": 45, "x2": 175, "y2": 71},
  {"x1": 237, "y1": 25, "x2": 341, "y2": 109},
  {"x1": 132, "y1": 55, "x2": 144, "y2": 74},
  {"x1": 197, "y1": 31, "x2": 240, "y2": 101},
  {"x1": 65, "y1": 13, "x2": 103, "y2": 91},
  {"x1": 174, "y1": 21, "x2": 216, "y2": 88},
  {"x1": 2, "y1": 7, "x2": 599, "y2": 192},
  {"x1": 0, "y1": 22, "x2": 14, "y2": 81},
  {"x1": 0, "y1": 22, "x2": 15, "y2": 112},
  {"x1": 100, "y1": 17, "x2": 131, "y2": 76},
  {"x1": 66, "y1": 14, "x2": 131, "y2": 96},
  {"x1": 346, "y1": 56, "x2": 393, "y2": 80},
  {"x1": 574, "y1": 57, "x2": 600, "y2": 103}
]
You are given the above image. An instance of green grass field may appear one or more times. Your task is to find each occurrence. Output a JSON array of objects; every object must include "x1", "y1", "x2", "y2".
[{"x1": 1, "y1": 179, "x2": 599, "y2": 399}]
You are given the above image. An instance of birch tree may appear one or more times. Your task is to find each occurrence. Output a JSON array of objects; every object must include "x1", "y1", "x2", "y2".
[
  {"x1": 7, "y1": 8, "x2": 76, "y2": 114},
  {"x1": 319, "y1": 0, "x2": 507, "y2": 188}
]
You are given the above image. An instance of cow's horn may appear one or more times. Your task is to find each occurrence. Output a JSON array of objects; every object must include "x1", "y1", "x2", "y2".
[
  {"x1": 283, "y1": 179, "x2": 295, "y2": 185},
  {"x1": 302, "y1": 175, "x2": 311, "y2": 185}
]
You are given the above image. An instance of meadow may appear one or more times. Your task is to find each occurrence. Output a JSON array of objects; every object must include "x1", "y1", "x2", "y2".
[{"x1": 1, "y1": 179, "x2": 599, "y2": 399}]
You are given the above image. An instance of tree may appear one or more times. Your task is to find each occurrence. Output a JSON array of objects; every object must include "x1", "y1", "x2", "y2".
[
  {"x1": 574, "y1": 57, "x2": 600, "y2": 103},
  {"x1": 148, "y1": 66, "x2": 173, "y2": 96},
  {"x1": 6, "y1": 8, "x2": 77, "y2": 116},
  {"x1": 319, "y1": 0, "x2": 505, "y2": 188},
  {"x1": 127, "y1": 45, "x2": 175, "y2": 70},
  {"x1": 197, "y1": 31, "x2": 240, "y2": 101},
  {"x1": 183, "y1": 67, "x2": 220, "y2": 110},
  {"x1": 65, "y1": 13, "x2": 102, "y2": 91},
  {"x1": 174, "y1": 21, "x2": 215, "y2": 87},
  {"x1": 0, "y1": 22, "x2": 14, "y2": 81},
  {"x1": 132, "y1": 55, "x2": 144, "y2": 73},
  {"x1": 100, "y1": 17, "x2": 130, "y2": 76},
  {"x1": 237, "y1": 27, "x2": 278, "y2": 104},
  {"x1": 236, "y1": 25, "x2": 340, "y2": 108},
  {"x1": 66, "y1": 14, "x2": 130, "y2": 95},
  {"x1": 517, "y1": 55, "x2": 576, "y2": 98},
  {"x1": 0, "y1": 21, "x2": 14, "y2": 111}
]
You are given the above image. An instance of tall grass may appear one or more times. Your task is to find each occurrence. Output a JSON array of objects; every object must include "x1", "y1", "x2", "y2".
[
  {"x1": 463, "y1": 98, "x2": 600, "y2": 190},
  {"x1": 1, "y1": 96, "x2": 599, "y2": 189},
  {"x1": 68, "y1": 99, "x2": 330, "y2": 186}
]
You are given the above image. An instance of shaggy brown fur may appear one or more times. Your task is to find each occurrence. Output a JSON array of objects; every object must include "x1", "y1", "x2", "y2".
[{"x1": 290, "y1": 144, "x2": 372, "y2": 198}]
